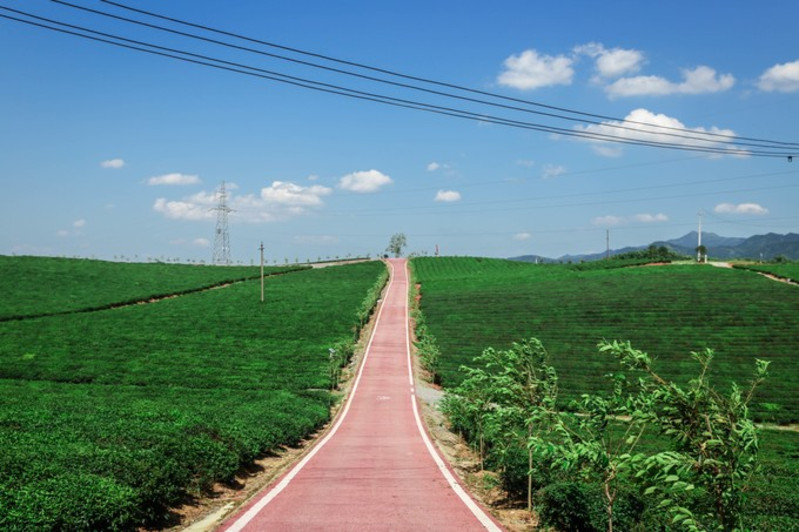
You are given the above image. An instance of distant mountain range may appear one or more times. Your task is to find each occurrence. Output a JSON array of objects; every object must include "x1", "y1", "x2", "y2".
[{"x1": 511, "y1": 232, "x2": 799, "y2": 263}]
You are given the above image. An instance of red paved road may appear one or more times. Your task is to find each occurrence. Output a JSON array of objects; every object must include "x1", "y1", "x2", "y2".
[{"x1": 220, "y1": 259, "x2": 501, "y2": 531}]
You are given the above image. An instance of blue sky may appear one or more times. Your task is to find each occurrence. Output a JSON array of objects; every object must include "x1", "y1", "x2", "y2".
[{"x1": 2, "y1": 0, "x2": 798, "y2": 263}]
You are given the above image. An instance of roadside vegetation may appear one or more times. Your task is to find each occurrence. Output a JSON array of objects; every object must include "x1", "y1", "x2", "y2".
[
  {"x1": 412, "y1": 256, "x2": 799, "y2": 530},
  {"x1": 0, "y1": 256, "x2": 387, "y2": 530}
]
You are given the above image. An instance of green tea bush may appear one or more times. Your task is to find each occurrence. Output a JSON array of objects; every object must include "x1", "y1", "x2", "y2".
[{"x1": 0, "y1": 260, "x2": 387, "y2": 528}]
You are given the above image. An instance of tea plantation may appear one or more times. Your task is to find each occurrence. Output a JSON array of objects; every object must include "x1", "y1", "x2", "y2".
[
  {"x1": 0, "y1": 256, "x2": 387, "y2": 530},
  {"x1": 0, "y1": 255, "x2": 303, "y2": 320},
  {"x1": 411, "y1": 256, "x2": 799, "y2": 529},
  {"x1": 411, "y1": 257, "x2": 799, "y2": 422}
]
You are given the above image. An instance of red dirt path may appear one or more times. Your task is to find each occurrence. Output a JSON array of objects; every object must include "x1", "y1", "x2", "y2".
[{"x1": 218, "y1": 259, "x2": 501, "y2": 531}]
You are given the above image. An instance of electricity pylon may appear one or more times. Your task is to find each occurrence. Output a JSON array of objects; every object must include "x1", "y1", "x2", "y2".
[{"x1": 212, "y1": 181, "x2": 232, "y2": 265}]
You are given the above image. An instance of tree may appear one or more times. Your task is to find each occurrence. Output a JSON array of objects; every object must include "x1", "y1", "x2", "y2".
[
  {"x1": 600, "y1": 340, "x2": 769, "y2": 531},
  {"x1": 696, "y1": 244, "x2": 707, "y2": 262},
  {"x1": 386, "y1": 233, "x2": 407, "y2": 258},
  {"x1": 444, "y1": 339, "x2": 558, "y2": 511},
  {"x1": 548, "y1": 374, "x2": 646, "y2": 532}
]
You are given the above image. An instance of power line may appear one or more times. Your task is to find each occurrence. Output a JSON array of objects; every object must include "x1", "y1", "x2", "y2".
[
  {"x1": 320, "y1": 182, "x2": 799, "y2": 218},
  {"x1": 2, "y1": 5, "x2": 794, "y2": 158},
  {"x1": 98, "y1": 0, "x2": 798, "y2": 149},
  {"x1": 46, "y1": 0, "x2": 797, "y2": 152}
]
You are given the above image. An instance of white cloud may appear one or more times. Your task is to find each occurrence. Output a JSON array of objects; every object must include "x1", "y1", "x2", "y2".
[
  {"x1": 606, "y1": 66, "x2": 734, "y2": 97},
  {"x1": 307, "y1": 174, "x2": 319, "y2": 181},
  {"x1": 574, "y1": 43, "x2": 644, "y2": 79},
  {"x1": 574, "y1": 108, "x2": 743, "y2": 157},
  {"x1": 596, "y1": 48, "x2": 645, "y2": 79},
  {"x1": 56, "y1": 229, "x2": 69, "y2": 237},
  {"x1": 427, "y1": 162, "x2": 441, "y2": 171},
  {"x1": 714, "y1": 202, "x2": 769, "y2": 215},
  {"x1": 101, "y1": 158, "x2": 125, "y2": 169},
  {"x1": 758, "y1": 60, "x2": 799, "y2": 92},
  {"x1": 434, "y1": 190, "x2": 461, "y2": 202},
  {"x1": 497, "y1": 49, "x2": 574, "y2": 90},
  {"x1": 153, "y1": 196, "x2": 213, "y2": 221},
  {"x1": 148, "y1": 173, "x2": 201, "y2": 186},
  {"x1": 260, "y1": 181, "x2": 332, "y2": 206},
  {"x1": 338, "y1": 169, "x2": 393, "y2": 193},
  {"x1": 72, "y1": 219, "x2": 86, "y2": 228},
  {"x1": 592, "y1": 215, "x2": 625, "y2": 227},
  {"x1": 516, "y1": 159, "x2": 535, "y2": 168},
  {"x1": 542, "y1": 164, "x2": 566, "y2": 179},
  {"x1": 514, "y1": 232, "x2": 533, "y2": 241},
  {"x1": 154, "y1": 181, "x2": 332, "y2": 223},
  {"x1": 633, "y1": 213, "x2": 668, "y2": 223}
]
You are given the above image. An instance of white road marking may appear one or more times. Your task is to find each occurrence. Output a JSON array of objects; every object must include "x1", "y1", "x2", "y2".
[
  {"x1": 402, "y1": 261, "x2": 502, "y2": 532},
  {"x1": 224, "y1": 261, "x2": 397, "y2": 532}
]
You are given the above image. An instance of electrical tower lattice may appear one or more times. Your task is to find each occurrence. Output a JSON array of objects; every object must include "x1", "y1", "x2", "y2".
[{"x1": 212, "y1": 181, "x2": 232, "y2": 265}]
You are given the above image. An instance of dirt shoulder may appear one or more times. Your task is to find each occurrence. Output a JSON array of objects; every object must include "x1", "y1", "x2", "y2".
[
  {"x1": 414, "y1": 381, "x2": 538, "y2": 531},
  {"x1": 160, "y1": 288, "x2": 384, "y2": 531}
]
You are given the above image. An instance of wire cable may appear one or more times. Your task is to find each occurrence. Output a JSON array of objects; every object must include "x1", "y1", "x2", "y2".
[
  {"x1": 98, "y1": 0, "x2": 798, "y2": 149},
  {"x1": 46, "y1": 0, "x2": 796, "y2": 152},
  {"x1": 1, "y1": 5, "x2": 794, "y2": 158}
]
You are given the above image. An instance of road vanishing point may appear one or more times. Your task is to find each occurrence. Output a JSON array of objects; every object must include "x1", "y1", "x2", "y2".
[{"x1": 219, "y1": 258, "x2": 502, "y2": 531}]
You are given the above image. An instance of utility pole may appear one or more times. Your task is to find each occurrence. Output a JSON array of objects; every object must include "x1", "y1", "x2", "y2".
[
  {"x1": 259, "y1": 242, "x2": 265, "y2": 303},
  {"x1": 606, "y1": 229, "x2": 610, "y2": 260}
]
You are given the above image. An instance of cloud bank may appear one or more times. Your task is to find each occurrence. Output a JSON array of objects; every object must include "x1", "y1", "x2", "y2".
[{"x1": 153, "y1": 181, "x2": 332, "y2": 222}]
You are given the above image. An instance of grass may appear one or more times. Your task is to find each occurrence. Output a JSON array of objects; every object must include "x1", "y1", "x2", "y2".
[{"x1": 0, "y1": 257, "x2": 387, "y2": 530}]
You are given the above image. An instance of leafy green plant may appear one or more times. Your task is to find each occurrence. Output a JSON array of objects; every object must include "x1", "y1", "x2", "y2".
[
  {"x1": 0, "y1": 260, "x2": 387, "y2": 528},
  {"x1": 600, "y1": 340, "x2": 769, "y2": 531},
  {"x1": 411, "y1": 256, "x2": 798, "y2": 423},
  {"x1": 444, "y1": 338, "x2": 558, "y2": 511}
]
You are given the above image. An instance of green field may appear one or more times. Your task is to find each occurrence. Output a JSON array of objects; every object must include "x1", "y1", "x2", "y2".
[
  {"x1": 411, "y1": 257, "x2": 799, "y2": 423},
  {"x1": 0, "y1": 257, "x2": 387, "y2": 530},
  {"x1": 412, "y1": 256, "x2": 799, "y2": 529},
  {"x1": 0, "y1": 255, "x2": 306, "y2": 320},
  {"x1": 734, "y1": 261, "x2": 799, "y2": 283}
]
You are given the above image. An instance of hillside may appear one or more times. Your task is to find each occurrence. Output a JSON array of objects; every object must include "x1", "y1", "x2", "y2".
[
  {"x1": 0, "y1": 257, "x2": 387, "y2": 529},
  {"x1": 411, "y1": 256, "x2": 799, "y2": 530},
  {"x1": 511, "y1": 231, "x2": 799, "y2": 263}
]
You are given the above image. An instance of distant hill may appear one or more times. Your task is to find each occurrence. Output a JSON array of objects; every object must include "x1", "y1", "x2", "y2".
[{"x1": 510, "y1": 231, "x2": 799, "y2": 263}]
